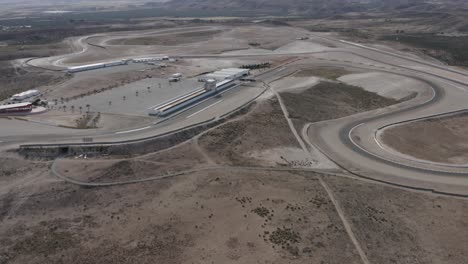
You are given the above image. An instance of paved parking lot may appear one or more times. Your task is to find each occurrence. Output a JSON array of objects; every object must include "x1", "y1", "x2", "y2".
[{"x1": 63, "y1": 77, "x2": 200, "y2": 116}]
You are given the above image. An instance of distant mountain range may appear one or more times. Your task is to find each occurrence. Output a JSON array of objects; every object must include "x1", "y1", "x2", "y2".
[{"x1": 163, "y1": 0, "x2": 468, "y2": 15}]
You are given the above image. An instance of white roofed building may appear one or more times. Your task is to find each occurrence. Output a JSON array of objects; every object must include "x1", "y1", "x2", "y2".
[
  {"x1": 199, "y1": 68, "x2": 249, "y2": 82},
  {"x1": 11, "y1": 90, "x2": 41, "y2": 101}
]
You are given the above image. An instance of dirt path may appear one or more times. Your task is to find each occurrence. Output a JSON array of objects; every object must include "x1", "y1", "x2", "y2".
[
  {"x1": 269, "y1": 80, "x2": 371, "y2": 264},
  {"x1": 269, "y1": 84, "x2": 311, "y2": 155},
  {"x1": 192, "y1": 136, "x2": 216, "y2": 165},
  {"x1": 319, "y1": 176, "x2": 371, "y2": 264}
]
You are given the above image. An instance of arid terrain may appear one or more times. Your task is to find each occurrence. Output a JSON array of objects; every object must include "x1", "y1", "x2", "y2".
[
  {"x1": 2, "y1": 93, "x2": 468, "y2": 263},
  {"x1": 381, "y1": 112, "x2": 468, "y2": 165},
  {"x1": 1, "y1": 1, "x2": 468, "y2": 263}
]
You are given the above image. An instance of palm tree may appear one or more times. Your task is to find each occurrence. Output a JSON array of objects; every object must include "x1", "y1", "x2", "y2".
[
  {"x1": 86, "y1": 104, "x2": 90, "y2": 113},
  {"x1": 71, "y1": 105, "x2": 75, "y2": 113},
  {"x1": 109, "y1": 101, "x2": 112, "y2": 106},
  {"x1": 123, "y1": 95, "x2": 126, "y2": 101},
  {"x1": 147, "y1": 86, "x2": 151, "y2": 93},
  {"x1": 79, "y1": 106, "x2": 82, "y2": 114},
  {"x1": 136, "y1": 91, "x2": 139, "y2": 97}
]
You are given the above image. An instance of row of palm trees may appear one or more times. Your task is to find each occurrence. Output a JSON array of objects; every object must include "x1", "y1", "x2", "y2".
[
  {"x1": 55, "y1": 104, "x2": 90, "y2": 113},
  {"x1": 56, "y1": 82, "x2": 166, "y2": 113}
]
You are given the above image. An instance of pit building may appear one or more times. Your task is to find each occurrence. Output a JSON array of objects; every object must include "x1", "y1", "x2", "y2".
[{"x1": 148, "y1": 68, "x2": 248, "y2": 117}]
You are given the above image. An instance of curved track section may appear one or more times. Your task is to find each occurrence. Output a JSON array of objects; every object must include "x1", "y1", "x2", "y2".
[
  {"x1": 305, "y1": 64, "x2": 468, "y2": 195},
  {"x1": 374, "y1": 109, "x2": 468, "y2": 168}
]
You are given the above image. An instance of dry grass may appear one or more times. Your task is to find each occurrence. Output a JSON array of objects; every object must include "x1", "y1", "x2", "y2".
[
  {"x1": 281, "y1": 81, "x2": 398, "y2": 123},
  {"x1": 2, "y1": 149, "x2": 468, "y2": 264},
  {"x1": 0, "y1": 161, "x2": 363, "y2": 264},
  {"x1": 325, "y1": 176, "x2": 468, "y2": 264},
  {"x1": 198, "y1": 98, "x2": 300, "y2": 166}
]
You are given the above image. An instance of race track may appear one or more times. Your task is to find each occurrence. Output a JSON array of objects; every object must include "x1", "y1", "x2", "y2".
[{"x1": 10, "y1": 27, "x2": 468, "y2": 196}]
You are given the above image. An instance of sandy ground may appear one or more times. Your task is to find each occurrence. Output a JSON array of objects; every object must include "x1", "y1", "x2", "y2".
[
  {"x1": 324, "y1": 176, "x2": 468, "y2": 264},
  {"x1": 54, "y1": 141, "x2": 209, "y2": 183},
  {"x1": 338, "y1": 72, "x2": 427, "y2": 100},
  {"x1": 1, "y1": 153, "x2": 363, "y2": 264},
  {"x1": 269, "y1": 76, "x2": 320, "y2": 94},
  {"x1": 198, "y1": 98, "x2": 322, "y2": 168},
  {"x1": 2, "y1": 145, "x2": 468, "y2": 263},
  {"x1": 381, "y1": 112, "x2": 468, "y2": 164}
]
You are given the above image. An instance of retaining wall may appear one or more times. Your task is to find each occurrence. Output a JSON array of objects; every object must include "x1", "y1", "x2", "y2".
[{"x1": 19, "y1": 102, "x2": 254, "y2": 159}]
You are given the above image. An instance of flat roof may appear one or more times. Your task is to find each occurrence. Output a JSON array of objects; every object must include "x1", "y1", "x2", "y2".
[
  {"x1": 68, "y1": 63, "x2": 105, "y2": 70},
  {"x1": 209, "y1": 72, "x2": 234, "y2": 76},
  {"x1": 133, "y1": 56, "x2": 168, "y2": 60},
  {"x1": 205, "y1": 75, "x2": 229, "y2": 79},
  {"x1": 0, "y1": 102, "x2": 32, "y2": 110},
  {"x1": 217, "y1": 69, "x2": 248, "y2": 74},
  {"x1": 218, "y1": 68, "x2": 248, "y2": 72},
  {"x1": 216, "y1": 79, "x2": 234, "y2": 87},
  {"x1": 12, "y1": 89, "x2": 39, "y2": 97}
]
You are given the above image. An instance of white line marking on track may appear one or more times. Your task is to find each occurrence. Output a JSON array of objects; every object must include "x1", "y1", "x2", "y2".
[
  {"x1": 115, "y1": 126, "x2": 151, "y2": 134},
  {"x1": 373, "y1": 132, "x2": 387, "y2": 151},
  {"x1": 348, "y1": 122, "x2": 468, "y2": 174},
  {"x1": 374, "y1": 119, "x2": 468, "y2": 168},
  {"x1": 187, "y1": 100, "x2": 224, "y2": 119},
  {"x1": 437, "y1": 79, "x2": 467, "y2": 91}
]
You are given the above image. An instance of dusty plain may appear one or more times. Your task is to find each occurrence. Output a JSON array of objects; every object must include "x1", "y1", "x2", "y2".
[
  {"x1": 1, "y1": 12, "x2": 468, "y2": 264},
  {"x1": 381, "y1": 113, "x2": 468, "y2": 165},
  {"x1": 2, "y1": 94, "x2": 468, "y2": 263}
]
